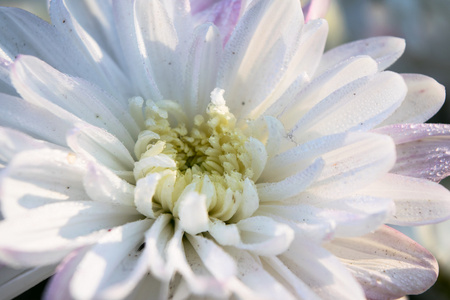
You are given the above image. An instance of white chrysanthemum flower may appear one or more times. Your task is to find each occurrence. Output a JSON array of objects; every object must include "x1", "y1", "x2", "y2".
[{"x1": 0, "y1": 0, "x2": 449, "y2": 299}]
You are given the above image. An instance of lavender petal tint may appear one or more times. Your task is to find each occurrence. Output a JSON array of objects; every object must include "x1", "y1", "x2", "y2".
[
  {"x1": 190, "y1": 0, "x2": 244, "y2": 44},
  {"x1": 302, "y1": 0, "x2": 331, "y2": 23},
  {"x1": 375, "y1": 124, "x2": 450, "y2": 182}
]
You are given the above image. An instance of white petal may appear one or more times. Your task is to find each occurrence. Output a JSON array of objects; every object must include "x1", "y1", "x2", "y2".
[
  {"x1": 290, "y1": 71, "x2": 407, "y2": 143},
  {"x1": 0, "y1": 201, "x2": 140, "y2": 267},
  {"x1": 176, "y1": 192, "x2": 209, "y2": 235},
  {"x1": 0, "y1": 7, "x2": 109, "y2": 87},
  {"x1": 257, "y1": 158, "x2": 324, "y2": 202},
  {"x1": 0, "y1": 264, "x2": 55, "y2": 300},
  {"x1": 166, "y1": 220, "x2": 222, "y2": 296},
  {"x1": 281, "y1": 18, "x2": 328, "y2": 85},
  {"x1": 11, "y1": 55, "x2": 137, "y2": 151},
  {"x1": 133, "y1": 156, "x2": 176, "y2": 181},
  {"x1": 236, "y1": 216, "x2": 294, "y2": 256},
  {"x1": 134, "y1": 0, "x2": 184, "y2": 100},
  {"x1": 259, "y1": 196, "x2": 393, "y2": 238},
  {"x1": 134, "y1": 174, "x2": 162, "y2": 219},
  {"x1": 181, "y1": 236, "x2": 230, "y2": 298},
  {"x1": 228, "y1": 178, "x2": 259, "y2": 222},
  {"x1": 217, "y1": 0, "x2": 303, "y2": 119},
  {"x1": 245, "y1": 137, "x2": 267, "y2": 181},
  {"x1": 262, "y1": 116, "x2": 286, "y2": 159},
  {"x1": 0, "y1": 127, "x2": 61, "y2": 165},
  {"x1": 83, "y1": 162, "x2": 135, "y2": 206},
  {"x1": 112, "y1": 0, "x2": 163, "y2": 101},
  {"x1": 226, "y1": 247, "x2": 297, "y2": 300},
  {"x1": 326, "y1": 226, "x2": 438, "y2": 299},
  {"x1": 146, "y1": 214, "x2": 175, "y2": 281},
  {"x1": 256, "y1": 205, "x2": 335, "y2": 244},
  {"x1": 69, "y1": 220, "x2": 152, "y2": 300},
  {"x1": 261, "y1": 256, "x2": 321, "y2": 300},
  {"x1": 184, "y1": 23, "x2": 222, "y2": 119},
  {"x1": 261, "y1": 132, "x2": 349, "y2": 182},
  {"x1": 53, "y1": 0, "x2": 125, "y2": 67},
  {"x1": 185, "y1": 234, "x2": 236, "y2": 281},
  {"x1": 278, "y1": 55, "x2": 378, "y2": 130},
  {"x1": 361, "y1": 173, "x2": 450, "y2": 225},
  {"x1": 208, "y1": 219, "x2": 240, "y2": 246},
  {"x1": 317, "y1": 196, "x2": 394, "y2": 237},
  {"x1": 380, "y1": 74, "x2": 445, "y2": 125},
  {"x1": 308, "y1": 133, "x2": 396, "y2": 198},
  {"x1": 0, "y1": 148, "x2": 88, "y2": 219},
  {"x1": 316, "y1": 36, "x2": 405, "y2": 75},
  {"x1": 49, "y1": 0, "x2": 132, "y2": 99},
  {"x1": 67, "y1": 124, "x2": 135, "y2": 174},
  {"x1": 280, "y1": 239, "x2": 365, "y2": 299},
  {"x1": 209, "y1": 217, "x2": 294, "y2": 256},
  {"x1": 0, "y1": 59, "x2": 16, "y2": 95},
  {"x1": 0, "y1": 93, "x2": 71, "y2": 147}
]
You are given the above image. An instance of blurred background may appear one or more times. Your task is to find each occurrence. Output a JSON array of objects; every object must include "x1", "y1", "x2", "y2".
[{"x1": 1, "y1": 0, "x2": 450, "y2": 299}]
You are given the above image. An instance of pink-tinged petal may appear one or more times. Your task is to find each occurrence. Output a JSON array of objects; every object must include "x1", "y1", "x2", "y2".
[
  {"x1": 0, "y1": 93, "x2": 71, "y2": 147},
  {"x1": 0, "y1": 264, "x2": 55, "y2": 300},
  {"x1": 290, "y1": 72, "x2": 406, "y2": 143},
  {"x1": 303, "y1": 0, "x2": 331, "y2": 22},
  {"x1": 361, "y1": 173, "x2": 450, "y2": 225},
  {"x1": 326, "y1": 226, "x2": 438, "y2": 299},
  {"x1": 374, "y1": 124, "x2": 450, "y2": 182},
  {"x1": 11, "y1": 55, "x2": 138, "y2": 151},
  {"x1": 0, "y1": 148, "x2": 88, "y2": 219},
  {"x1": 0, "y1": 201, "x2": 141, "y2": 268},
  {"x1": 374, "y1": 123, "x2": 450, "y2": 144},
  {"x1": 379, "y1": 74, "x2": 445, "y2": 125},
  {"x1": 316, "y1": 37, "x2": 405, "y2": 74},
  {"x1": 190, "y1": 0, "x2": 244, "y2": 45},
  {"x1": 68, "y1": 220, "x2": 151, "y2": 300},
  {"x1": 44, "y1": 247, "x2": 89, "y2": 300},
  {"x1": 279, "y1": 239, "x2": 366, "y2": 299}
]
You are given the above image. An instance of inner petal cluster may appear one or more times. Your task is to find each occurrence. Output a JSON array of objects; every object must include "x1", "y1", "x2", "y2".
[{"x1": 132, "y1": 91, "x2": 261, "y2": 224}]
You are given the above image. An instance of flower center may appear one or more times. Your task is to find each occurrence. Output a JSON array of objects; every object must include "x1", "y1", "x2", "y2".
[{"x1": 132, "y1": 89, "x2": 262, "y2": 224}]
